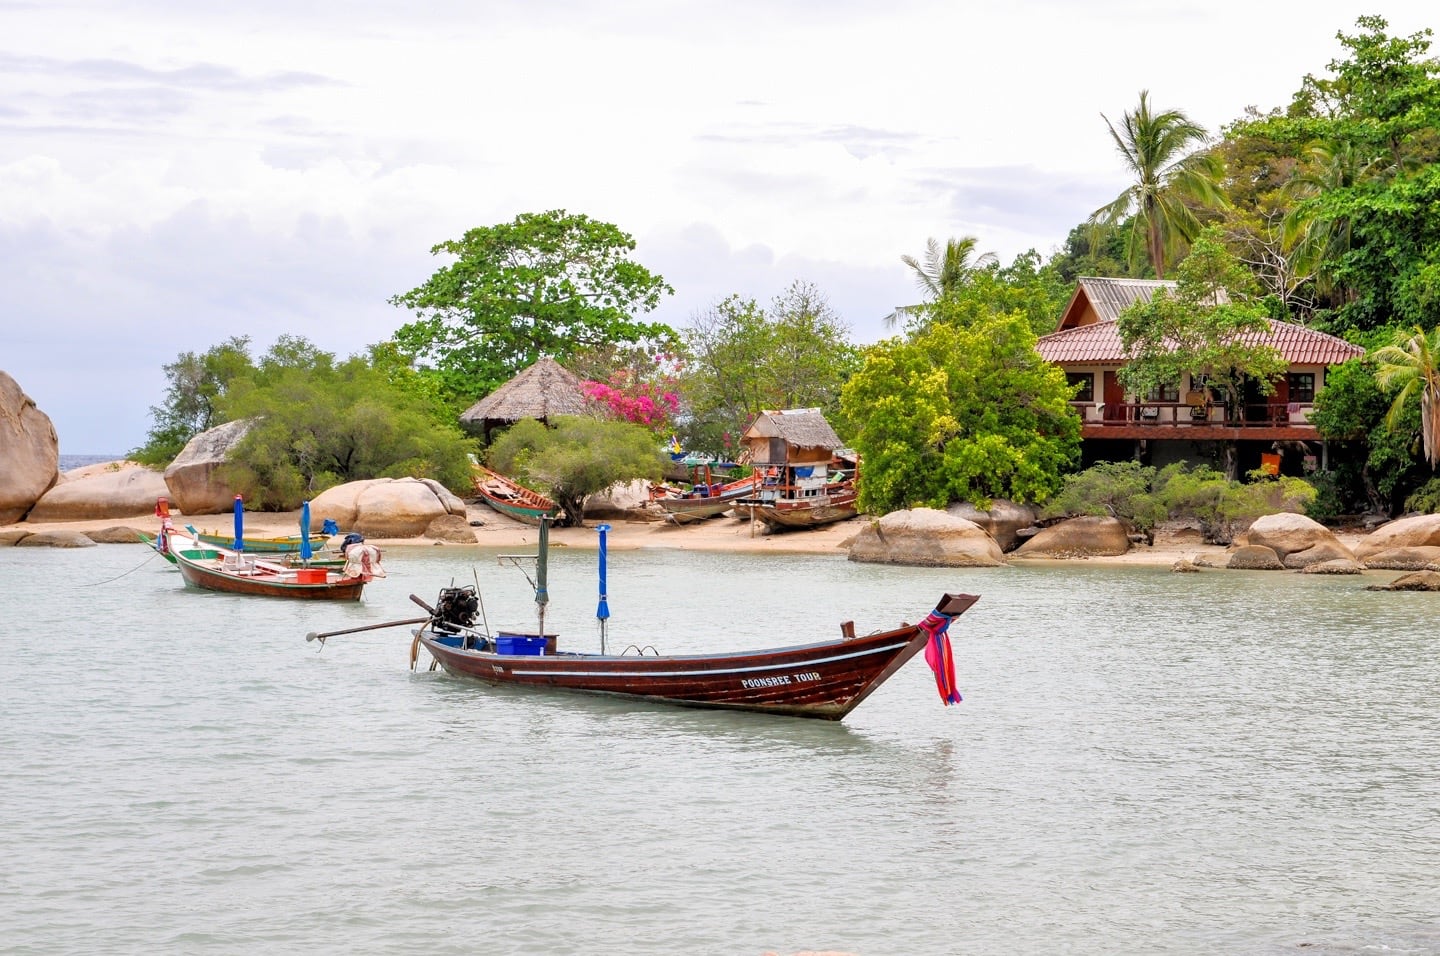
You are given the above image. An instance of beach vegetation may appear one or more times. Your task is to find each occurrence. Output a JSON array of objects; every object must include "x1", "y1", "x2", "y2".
[
  {"x1": 841, "y1": 306, "x2": 1079, "y2": 513},
  {"x1": 131, "y1": 336, "x2": 255, "y2": 465},
  {"x1": 676, "y1": 281, "x2": 859, "y2": 458},
  {"x1": 486, "y1": 415, "x2": 667, "y2": 527}
]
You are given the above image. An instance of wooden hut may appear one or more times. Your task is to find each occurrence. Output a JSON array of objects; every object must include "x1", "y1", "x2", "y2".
[
  {"x1": 741, "y1": 408, "x2": 843, "y2": 468},
  {"x1": 458, "y1": 357, "x2": 593, "y2": 442},
  {"x1": 738, "y1": 408, "x2": 858, "y2": 528}
]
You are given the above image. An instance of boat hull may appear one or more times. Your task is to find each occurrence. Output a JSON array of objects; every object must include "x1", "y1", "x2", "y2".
[
  {"x1": 743, "y1": 487, "x2": 859, "y2": 528},
  {"x1": 173, "y1": 549, "x2": 366, "y2": 600},
  {"x1": 472, "y1": 466, "x2": 558, "y2": 526},
  {"x1": 655, "y1": 477, "x2": 758, "y2": 524},
  {"x1": 417, "y1": 595, "x2": 977, "y2": 720}
]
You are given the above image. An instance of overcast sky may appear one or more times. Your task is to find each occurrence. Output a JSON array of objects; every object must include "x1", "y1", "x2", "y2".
[{"x1": 1, "y1": 1, "x2": 1429, "y2": 454}]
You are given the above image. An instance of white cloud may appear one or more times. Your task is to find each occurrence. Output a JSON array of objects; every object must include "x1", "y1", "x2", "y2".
[{"x1": 0, "y1": 0, "x2": 1426, "y2": 451}]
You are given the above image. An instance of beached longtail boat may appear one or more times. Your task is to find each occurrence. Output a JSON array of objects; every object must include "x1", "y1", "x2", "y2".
[
  {"x1": 305, "y1": 517, "x2": 977, "y2": 720},
  {"x1": 472, "y1": 465, "x2": 559, "y2": 525},
  {"x1": 652, "y1": 473, "x2": 759, "y2": 524}
]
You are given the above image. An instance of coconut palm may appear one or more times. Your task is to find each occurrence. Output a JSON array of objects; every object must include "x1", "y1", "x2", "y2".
[
  {"x1": 1373, "y1": 325, "x2": 1440, "y2": 468},
  {"x1": 1088, "y1": 90, "x2": 1226, "y2": 279},
  {"x1": 901, "y1": 236, "x2": 997, "y2": 300}
]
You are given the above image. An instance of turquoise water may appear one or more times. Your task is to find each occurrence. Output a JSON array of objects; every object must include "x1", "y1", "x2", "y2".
[{"x1": 2, "y1": 543, "x2": 1438, "y2": 954}]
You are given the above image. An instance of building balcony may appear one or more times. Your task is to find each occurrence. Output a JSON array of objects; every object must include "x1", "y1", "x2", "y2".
[{"x1": 1073, "y1": 401, "x2": 1320, "y2": 441}]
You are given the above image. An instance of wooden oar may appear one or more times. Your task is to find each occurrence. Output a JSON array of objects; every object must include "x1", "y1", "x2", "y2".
[{"x1": 305, "y1": 616, "x2": 431, "y2": 643}]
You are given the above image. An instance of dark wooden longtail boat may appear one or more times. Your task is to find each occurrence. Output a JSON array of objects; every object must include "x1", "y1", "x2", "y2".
[
  {"x1": 399, "y1": 517, "x2": 978, "y2": 720},
  {"x1": 172, "y1": 547, "x2": 370, "y2": 601}
]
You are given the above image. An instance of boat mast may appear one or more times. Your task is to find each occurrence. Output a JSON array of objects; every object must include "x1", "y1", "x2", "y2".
[{"x1": 536, "y1": 515, "x2": 550, "y2": 638}]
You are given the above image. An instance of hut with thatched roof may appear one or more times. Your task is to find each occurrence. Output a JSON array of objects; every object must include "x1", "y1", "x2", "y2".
[
  {"x1": 459, "y1": 357, "x2": 593, "y2": 441},
  {"x1": 740, "y1": 408, "x2": 844, "y2": 468}
]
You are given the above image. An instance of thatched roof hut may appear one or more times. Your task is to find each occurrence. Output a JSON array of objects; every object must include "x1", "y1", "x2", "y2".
[
  {"x1": 459, "y1": 357, "x2": 593, "y2": 440},
  {"x1": 741, "y1": 408, "x2": 843, "y2": 466}
]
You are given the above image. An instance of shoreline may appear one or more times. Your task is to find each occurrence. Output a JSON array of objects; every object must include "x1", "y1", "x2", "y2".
[{"x1": 3, "y1": 504, "x2": 1369, "y2": 567}]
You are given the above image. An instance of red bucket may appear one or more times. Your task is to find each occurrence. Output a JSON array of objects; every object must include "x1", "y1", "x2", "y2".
[{"x1": 294, "y1": 569, "x2": 328, "y2": 584}]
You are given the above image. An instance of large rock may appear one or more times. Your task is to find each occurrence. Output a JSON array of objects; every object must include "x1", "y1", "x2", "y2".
[
  {"x1": 309, "y1": 478, "x2": 466, "y2": 538},
  {"x1": 1361, "y1": 546, "x2": 1440, "y2": 571},
  {"x1": 1225, "y1": 545, "x2": 1285, "y2": 570},
  {"x1": 946, "y1": 500, "x2": 1037, "y2": 552},
  {"x1": 585, "y1": 480, "x2": 655, "y2": 521},
  {"x1": 27, "y1": 461, "x2": 169, "y2": 521},
  {"x1": 1366, "y1": 570, "x2": 1440, "y2": 591},
  {"x1": 1012, "y1": 516, "x2": 1130, "y2": 558},
  {"x1": 424, "y1": 514, "x2": 478, "y2": 543},
  {"x1": 163, "y1": 419, "x2": 254, "y2": 515},
  {"x1": 1353, "y1": 514, "x2": 1440, "y2": 559},
  {"x1": 14, "y1": 530, "x2": 96, "y2": 548},
  {"x1": 1240, "y1": 512, "x2": 1355, "y2": 564},
  {"x1": 0, "y1": 371, "x2": 60, "y2": 523},
  {"x1": 848, "y1": 508, "x2": 1006, "y2": 567}
]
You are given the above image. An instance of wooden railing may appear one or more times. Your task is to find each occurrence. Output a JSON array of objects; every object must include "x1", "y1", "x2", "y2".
[{"x1": 1071, "y1": 401, "x2": 1316, "y2": 428}]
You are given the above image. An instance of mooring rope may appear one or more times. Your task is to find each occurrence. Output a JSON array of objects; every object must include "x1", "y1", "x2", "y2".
[{"x1": 80, "y1": 547, "x2": 164, "y2": 586}]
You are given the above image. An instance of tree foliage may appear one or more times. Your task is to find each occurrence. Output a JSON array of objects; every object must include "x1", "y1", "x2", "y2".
[
  {"x1": 485, "y1": 415, "x2": 666, "y2": 527},
  {"x1": 1309, "y1": 357, "x2": 1429, "y2": 515},
  {"x1": 131, "y1": 336, "x2": 254, "y2": 465},
  {"x1": 840, "y1": 308, "x2": 1079, "y2": 513},
  {"x1": 211, "y1": 336, "x2": 475, "y2": 510},
  {"x1": 390, "y1": 210, "x2": 677, "y2": 410},
  {"x1": 1117, "y1": 228, "x2": 1287, "y2": 419},
  {"x1": 1372, "y1": 324, "x2": 1440, "y2": 468},
  {"x1": 899, "y1": 236, "x2": 997, "y2": 302},
  {"x1": 677, "y1": 281, "x2": 859, "y2": 457},
  {"x1": 1042, "y1": 460, "x2": 1167, "y2": 539}
]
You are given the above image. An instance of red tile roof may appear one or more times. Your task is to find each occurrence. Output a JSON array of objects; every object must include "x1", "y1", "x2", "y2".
[{"x1": 1036, "y1": 319, "x2": 1365, "y2": 366}]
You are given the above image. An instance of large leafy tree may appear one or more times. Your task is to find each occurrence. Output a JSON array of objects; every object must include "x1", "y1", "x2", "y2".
[
  {"x1": 1088, "y1": 90, "x2": 1226, "y2": 278},
  {"x1": 132, "y1": 336, "x2": 254, "y2": 464},
  {"x1": 390, "y1": 210, "x2": 677, "y2": 410},
  {"x1": 840, "y1": 308, "x2": 1079, "y2": 513},
  {"x1": 216, "y1": 336, "x2": 476, "y2": 509},
  {"x1": 486, "y1": 415, "x2": 666, "y2": 527},
  {"x1": 1310, "y1": 356, "x2": 1429, "y2": 516},
  {"x1": 678, "y1": 281, "x2": 859, "y2": 457},
  {"x1": 1118, "y1": 229, "x2": 1287, "y2": 420}
]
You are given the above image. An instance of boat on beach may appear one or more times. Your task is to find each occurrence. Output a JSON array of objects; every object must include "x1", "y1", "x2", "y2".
[
  {"x1": 310, "y1": 518, "x2": 976, "y2": 720},
  {"x1": 651, "y1": 472, "x2": 759, "y2": 524},
  {"x1": 732, "y1": 408, "x2": 861, "y2": 530},
  {"x1": 472, "y1": 465, "x2": 559, "y2": 525}
]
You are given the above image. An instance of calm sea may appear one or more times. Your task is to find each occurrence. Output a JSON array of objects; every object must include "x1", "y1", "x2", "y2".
[
  {"x1": 59, "y1": 454, "x2": 125, "y2": 472},
  {"x1": 2, "y1": 543, "x2": 1437, "y2": 955}
]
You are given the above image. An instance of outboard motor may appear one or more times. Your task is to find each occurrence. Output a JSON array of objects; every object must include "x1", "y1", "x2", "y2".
[{"x1": 434, "y1": 586, "x2": 480, "y2": 634}]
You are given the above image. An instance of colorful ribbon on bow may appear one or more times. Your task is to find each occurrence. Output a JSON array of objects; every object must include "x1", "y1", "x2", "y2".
[{"x1": 918, "y1": 609, "x2": 962, "y2": 705}]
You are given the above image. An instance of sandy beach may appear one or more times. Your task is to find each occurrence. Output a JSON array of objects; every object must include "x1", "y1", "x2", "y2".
[{"x1": 4, "y1": 502, "x2": 1370, "y2": 566}]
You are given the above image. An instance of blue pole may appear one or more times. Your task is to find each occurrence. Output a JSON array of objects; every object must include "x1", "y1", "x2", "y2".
[
  {"x1": 300, "y1": 500, "x2": 312, "y2": 561},
  {"x1": 233, "y1": 495, "x2": 244, "y2": 551},
  {"x1": 596, "y1": 523, "x2": 610, "y2": 654}
]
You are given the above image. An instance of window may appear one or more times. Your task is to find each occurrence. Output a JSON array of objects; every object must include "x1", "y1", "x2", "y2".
[
  {"x1": 1146, "y1": 383, "x2": 1180, "y2": 403},
  {"x1": 1066, "y1": 372, "x2": 1094, "y2": 403},
  {"x1": 1287, "y1": 372, "x2": 1315, "y2": 403}
]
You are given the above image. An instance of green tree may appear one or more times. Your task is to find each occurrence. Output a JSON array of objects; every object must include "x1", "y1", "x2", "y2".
[
  {"x1": 840, "y1": 308, "x2": 1079, "y2": 513},
  {"x1": 1117, "y1": 228, "x2": 1287, "y2": 446},
  {"x1": 486, "y1": 415, "x2": 666, "y2": 527},
  {"x1": 1042, "y1": 461, "x2": 1166, "y2": 542},
  {"x1": 1373, "y1": 325, "x2": 1440, "y2": 468},
  {"x1": 1088, "y1": 90, "x2": 1226, "y2": 278},
  {"x1": 390, "y1": 210, "x2": 677, "y2": 410},
  {"x1": 217, "y1": 338, "x2": 475, "y2": 509},
  {"x1": 1309, "y1": 356, "x2": 1428, "y2": 516},
  {"x1": 132, "y1": 336, "x2": 254, "y2": 465},
  {"x1": 677, "y1": 281, "x2": 859, "y2": 457}
]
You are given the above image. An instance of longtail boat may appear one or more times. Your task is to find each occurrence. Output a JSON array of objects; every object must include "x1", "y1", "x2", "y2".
[
  {"x1": 652, "y1": 473, "x2": 759, "y2": 525},
  {"x1": 188, "y1": 529, "x2": 333, "y2": 553},
  {"x1": 307, "y1": 518, "x2": 978, "y2": 721},
  {"x1": 738, "y1": 455, "x2": 860, "y2": 529},
  {"x1": 472, "y1": 465, "x2": 559, "y2": 525},
  {"x1": 171, "y1": 525, "x2": 381, "y2": 601}
]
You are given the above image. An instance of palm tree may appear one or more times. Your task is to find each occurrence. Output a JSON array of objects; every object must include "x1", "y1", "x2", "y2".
[
  {"x1": 1373, "y1": 325, "x2": 1440, "y2": 468},
  {"x1": 901, "y1": 236, "x2": 997, "y2": 300},
  {"x1": 1088, "y1": 90, "x2": 1225, "y2": 279}
]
